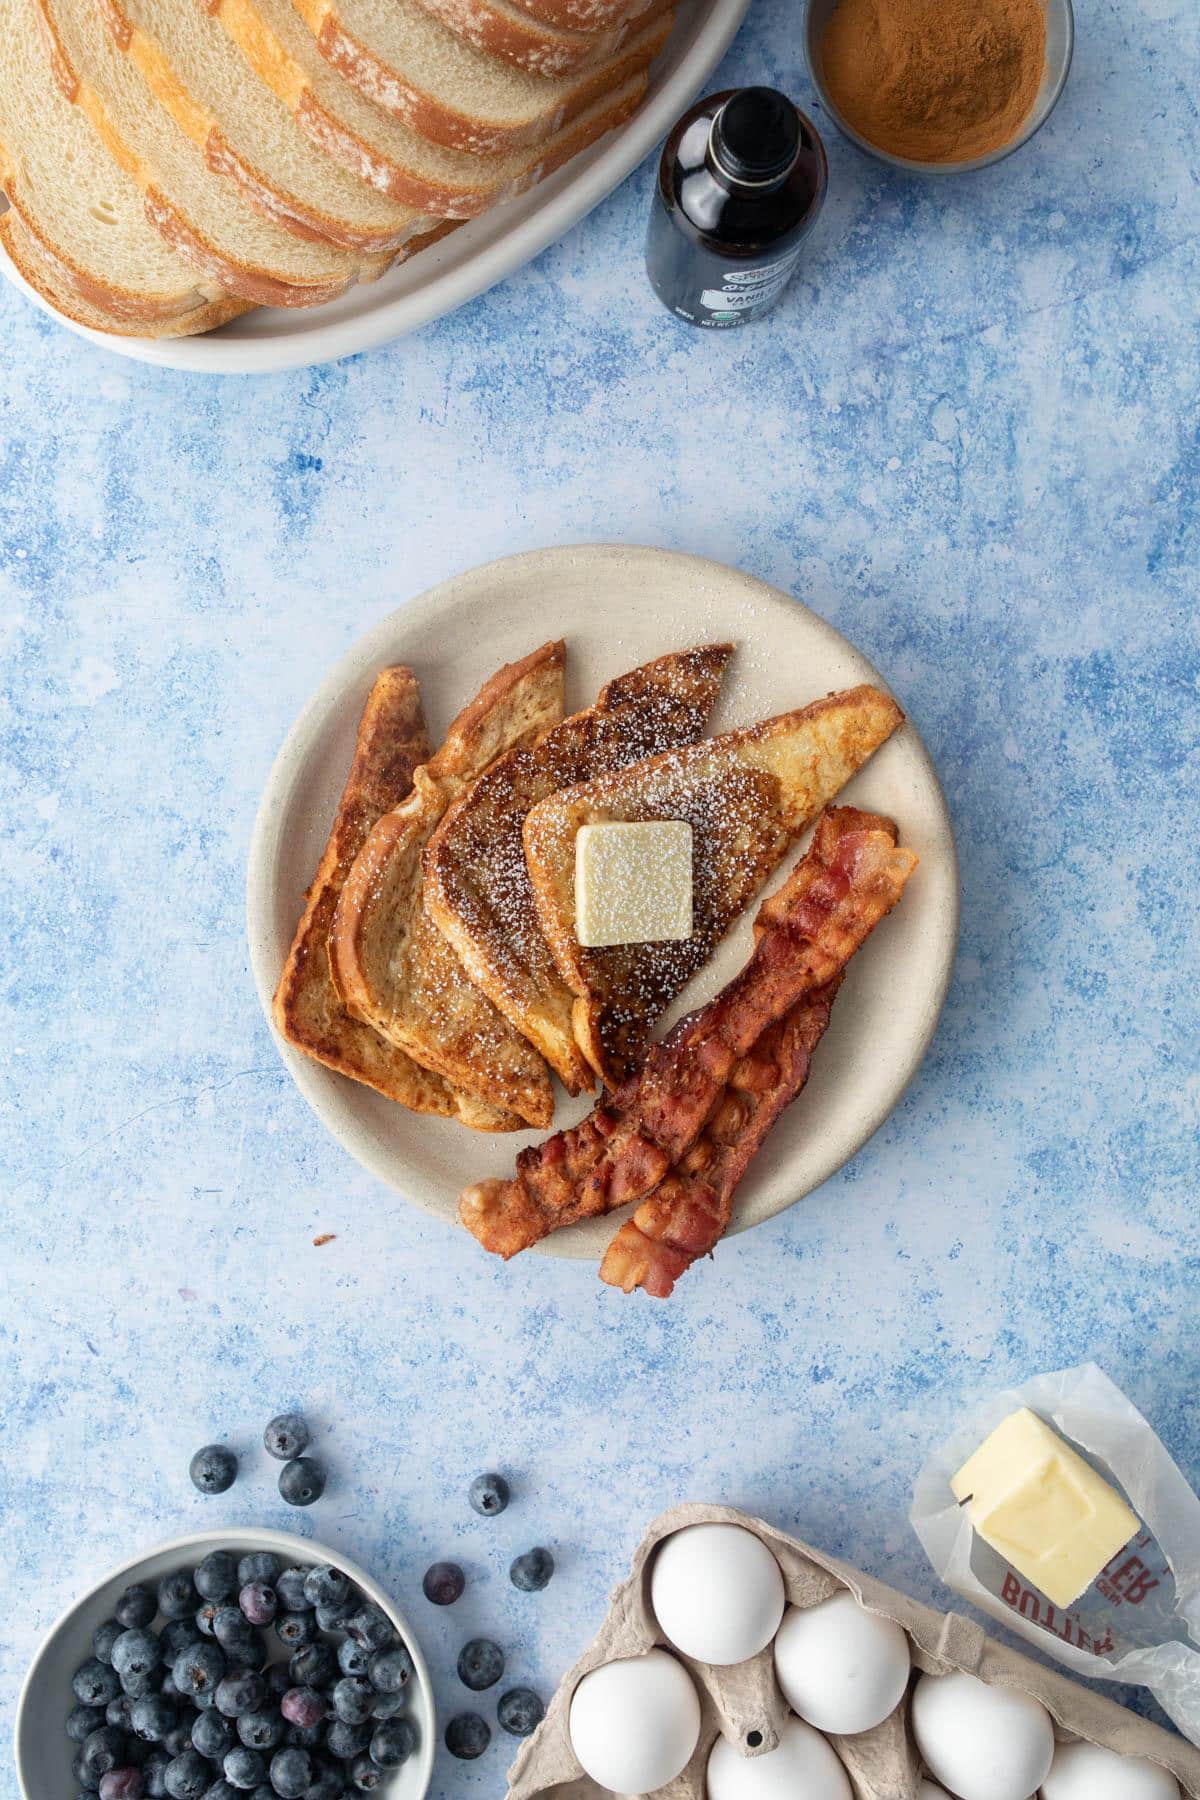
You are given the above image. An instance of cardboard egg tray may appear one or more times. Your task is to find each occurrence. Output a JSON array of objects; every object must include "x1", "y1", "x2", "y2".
[{"x1": 506, "y1": 1502, "x2": 1200, "y2": 1799}]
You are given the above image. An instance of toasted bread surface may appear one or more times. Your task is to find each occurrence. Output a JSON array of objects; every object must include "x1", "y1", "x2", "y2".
[
  {"x1": 522, "y1": 685, "x2": 904, "y2": 1086},
  {"x1": 330, "y1": 643, "x2": 565, "y2": 1128},
  {"x1": 424, "y1": 644, "x2": 733, "y2": 1094},
  {"x1": 272, "y1": 666, "x2": 520, "y2": 1131}
]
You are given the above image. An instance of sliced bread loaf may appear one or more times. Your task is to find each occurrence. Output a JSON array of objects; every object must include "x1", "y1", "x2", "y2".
[
  {"x1": 100, "y1": 0, "x2": 426, "y2": 254},
  {"x1": 0, "y1": 0, "x2": 225, "y2": 323},
  {"x1": 217, "y1": 0, "x2": 648, "y2": 216},
  {"x1": 408, "y1": 0, "x2": 658, "y2": 78},
  {"x1": 37, "y1": 0, "x2": 395, "y2": 305},
  {"x1": 289, "y1": 0, "x2": 673, "y2": 153},
  {"x1": 503, "y1": 0, "x2": 656, "y2": 38}
]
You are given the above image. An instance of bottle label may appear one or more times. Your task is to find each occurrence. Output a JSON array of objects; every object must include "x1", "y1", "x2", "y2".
[{"x1": 699, "y1": 249, "x2": 802, "y2": 322}]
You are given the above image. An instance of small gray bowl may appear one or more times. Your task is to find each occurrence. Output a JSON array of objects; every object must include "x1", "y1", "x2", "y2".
[
  {"x1": 804, "y1": 0, "x2": 1074, "y2": 173},
  {"x1": 14, "y1": 1526, "x2": 436, "y2": 1800}
]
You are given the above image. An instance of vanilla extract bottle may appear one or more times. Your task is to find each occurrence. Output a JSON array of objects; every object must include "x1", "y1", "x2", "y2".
[{"x1": 645, "y1": 86, "x2": 828, "y2": 329}]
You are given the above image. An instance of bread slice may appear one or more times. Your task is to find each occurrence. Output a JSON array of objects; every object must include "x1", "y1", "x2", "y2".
[
  {"x1": 289, "y1": 0, "x2": 674, "y2": 153},
  {"x1": 0, "y1": 0, "x2": 230, "y2": 325},
  {"x1": 522, "y1": 686, "x2": 905, "y2": 1087},
  {"x1": 99, "y1": 0, "x2": 427, "y2": 254},
  {"x1": 330, "y1": 644, "x2": 565, "y2": 1129},
  {"x1": 36, "y1": 0, "x2": 394, "y2": 306},
  {"x1": 503, "y1": 0, "x2": 651, "y2": 39},
  {"x1": 273, "y1": 665, "x2": 521, "y2": 1133},
  {"x1": 214, "y1": 0, "x2": 648, "y2": 218},
  {"x1": 409, "y1": 0, "x2": 658, "y2": 78},
  {"x1": 424, "y1": 645, "x2": 733, "y2": 1094}
]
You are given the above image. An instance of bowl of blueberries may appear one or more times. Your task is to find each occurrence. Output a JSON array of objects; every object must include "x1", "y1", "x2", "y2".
[{"x1": 14, "y1": 1526, "x2": 435, "y2": 1800}]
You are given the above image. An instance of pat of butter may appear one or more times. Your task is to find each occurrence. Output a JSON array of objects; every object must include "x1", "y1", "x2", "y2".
[
  {"x1": 951, "y1": 1407, "x2": 1138, "y2": 1610},
  {"x1": 575, "y1": 821, "x2": 693, "y2": 949}
]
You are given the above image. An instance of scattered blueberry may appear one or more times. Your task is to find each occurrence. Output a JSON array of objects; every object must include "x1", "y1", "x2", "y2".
[
  {"x1": 162, "y1": 1751, "x2": 210, "y2": 1800},
  {"x1": 106, "y1": 1696, "x2": 136, "y2": 1731},
  {"x1": 277, "y1": 1459, "x2": 325, "y2": 1508},
  {"x1": 444, "y1": 1713, "x2": 490, "y2": 1760},
  {"x1": 237, "y1": 1554, "x2": 280, "y2": 1589},
  {"x1": 214, "y1": 1670, "x2": 266, "y2": 1718},
  {"x1": 298, "y1": 1565, "x2": 345, "y2": 1610},
  {"x1": 142, "y1": 1754, "x2": 170, "y2": 1799},
  {"x1": 191, "y1": 1712, "x2": 235, "y2": 1760},
  {"x1": 457, "y1": 1639, "x2": 504, "y2": 1692},
  {"x1": 120, "y1": 1668, "x2": 166, "y2": 1703},
  {"x1": 113, "y1": 1632, "x2": 162, "y2": 1684},
  {"x1": 236, "y1": 1712, "x2": 284, "y2": 1753},
  {"x1": 194, "y1": 1553, "x2": 238, "y2": 1604},
  {"x1": 367, "y1": 1644, "x2": 412, "y2": 1694},
  {"x1": 497, "y1": 1687, "x2": 544, "y2": 1738},
  {"x1": 272, "y1": 1569, "x2": 310, "y2": 1614},
  {"x1": 94, "y1": 1621, "x2": 125, "y2": 1665},
  {"x1": 130, "y1": 1696, "x2": 176, "y2": 1743},
  {"x1": 330, "y1": 1677, "x2": 374, "y2": 1726},
  {"x1": 302, "y1": 1761, "x2": 343, "y2": 1800},
  {"x1": 115, "y1": 1587, "x2": 157, "y2": 1631},
  {"x1": 348, "y1": 1754, "x2": 383, "y2": 1793},
  {"x1": 280, "y1": 1688, "x2": 325, "y2": 1731},
  {"x1": 159, "y1": 1622, "x2": 202, "y2": 1664},
  {"x1": 263, "y1": 1415, "x2": 309, "y2": 1463},
  {"x1": 74, "y1": 1661, "x2": 123, "y2": 1708},
  {"x1": 343, "y1": 1606, "x2": 393, "y2": 1653},
  {"x1": 161, "y1": 1725, "x2": 194, "y2": 1759},
  {"x1": 99, "y1": 1770, "x2": 144, "y2": 1800},
  {"x1": 267, "y1": 1747, "x2": 314, "y2": 1800},
  {"x1": 194, "y1": 1604, "x2": 220, "y2": 1639},
  {"x1": 336, "y1": 1639, "x2": 368, "y2": 1680},
  {"x1": 323, "y1": 1720, "x2": 370, "y2": 1761},
  {"x1": 223, "y1": 1748, "x2": 267, "y2": 1792},
  {"x1": 158, "y1": 1575, "x2": 200, "y2": 1623},
  {"x1": 75, "y1": 1751, "x2": 101, "y2": 1792},
  {"x1": 314, "y1": 1599, "x2": 354, "y2": 1633},
  {"x1": 369, "y1": 1719, "x2": 417, "y2": 1767},
  {"x1": 248, "y1": 1788, "x2": 275, "y2": 1800},
  {"x1": 83, "y1": 1726, "x2": 129, "y2": 1776},
  {"x1": 69, "y1": 1705, "x2": 107, "y2": 1742},
  {"x1": 205, "y1": 1784, "x2": 240, "y2": 1800},
  {"x1": 213, "y1": 1611, "x2": 261, "y2": 1664},
  {"x1": 189, "y1": 1446, "x2": 238, "y2": 1497},
  {"x1": 173, "y1": 1644, "x2": 226, "y2": 1703},
  {"x1": 468, "y1": 1473, "x2": 510, "y2": 1517},
  {"x1": 288, "y1": 1641, "x2": 335, "y2": 1689},
  {"x1": 421, "y1": 1562, "x2": 464, "y2": 1607},
  {"x1": 368, "y1": 1690, "x2": 405, "y2": 1722},
  {"x1": 509, "y1": 1548, "x2": 554, "y2": 1593},
  {"x1": 238, "y1": 1585, "x2": 276, "y2": 1628},
  {"x1": 272, "y1": 1612, "x2": 313, "y2": 1650}
]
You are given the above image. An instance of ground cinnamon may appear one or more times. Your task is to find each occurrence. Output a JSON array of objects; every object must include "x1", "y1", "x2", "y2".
[{"x1": 820, "y1": 0, "x2": 1047, "y2": 164}]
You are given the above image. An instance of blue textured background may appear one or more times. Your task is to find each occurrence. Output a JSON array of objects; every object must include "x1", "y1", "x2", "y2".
[{"x1": 2, "y1": 0, "x2": 1199, "y2": 1789}]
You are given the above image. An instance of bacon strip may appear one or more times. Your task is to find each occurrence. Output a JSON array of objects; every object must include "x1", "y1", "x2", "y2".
[
  {"x1": 458, "y1": 807, "x2": 917, "y2": 1259},
  {"x1": 598, "y1": 983, "x2": 839, "y2": 1297}
]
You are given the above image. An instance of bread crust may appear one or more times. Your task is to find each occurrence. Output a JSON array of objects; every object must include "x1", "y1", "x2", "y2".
[{"x1": 406, "y1": 0, "x2": 659, "y2": 79}]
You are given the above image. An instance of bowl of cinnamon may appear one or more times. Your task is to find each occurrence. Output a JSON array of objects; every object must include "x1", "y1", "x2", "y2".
[{"x1": 805, "y1": 0, "x2": 1074, "y2": 174}]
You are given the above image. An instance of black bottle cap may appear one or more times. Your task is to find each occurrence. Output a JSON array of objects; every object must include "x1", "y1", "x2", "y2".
[{"x1": 711, "y1": 87, "x2": 801, "y2": 186}]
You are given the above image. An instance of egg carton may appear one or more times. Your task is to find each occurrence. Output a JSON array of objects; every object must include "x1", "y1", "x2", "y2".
[{"x1": 506, "y1": 1502, "x2": 1200, "y2": 1799}]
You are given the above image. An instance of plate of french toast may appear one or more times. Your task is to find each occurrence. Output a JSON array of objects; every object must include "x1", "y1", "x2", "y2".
[{"x1": 248, "y1": 545, "x2": 959, "y2": 1289}]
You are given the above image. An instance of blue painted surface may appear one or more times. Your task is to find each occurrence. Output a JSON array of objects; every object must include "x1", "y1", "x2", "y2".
[{"x1": 1, "y1": 0, "x2": 1199, "y2": 1790}]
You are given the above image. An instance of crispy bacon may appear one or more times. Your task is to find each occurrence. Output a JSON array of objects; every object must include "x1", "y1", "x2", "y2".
[
  {"x1": 598, "y1": 984, "x2": 839, "y2": 1297},
  {"x1": 457, "y1": 806, "x2": 917, "y2": 1260}
]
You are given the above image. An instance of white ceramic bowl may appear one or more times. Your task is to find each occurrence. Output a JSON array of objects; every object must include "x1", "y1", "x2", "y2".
[{"x1": 14, "y1": 1527, "x2": 436, "y2": 1800}]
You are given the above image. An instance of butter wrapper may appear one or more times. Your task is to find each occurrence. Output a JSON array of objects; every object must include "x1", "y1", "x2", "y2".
[{"x1": 912, "y1": 1361, "x2": 1200, "y2": 1743}]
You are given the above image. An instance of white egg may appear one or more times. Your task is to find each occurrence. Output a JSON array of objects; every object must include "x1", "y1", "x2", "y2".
[
  {"x1": 650, "y1": 1523, "x2": 786, "y2": 1665},
  {"x1": 707, "y1": 1715, "x2": 852, "y2": 1800},
  {"x1": 772, "y1": 1592, "x2": 911, "y2": 1735},
  {"x1": 569, "y1": 1649, "x2": 701, "y2": 1794},
  {"x1": 911, "y1": 1671, "x2": 1054, "y2": 1800},
  {"x1": 1041, "y1": 1739, "x2": 1181, "y2": 1799}
]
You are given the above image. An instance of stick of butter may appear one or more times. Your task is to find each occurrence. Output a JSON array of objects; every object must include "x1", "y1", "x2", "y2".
[
  {"x1": 951, "y1": 1407, "x2": 1138, "y2": 1610},
  {"x1": 575, "y1": 821, "x2": 693, "y2": 949}
]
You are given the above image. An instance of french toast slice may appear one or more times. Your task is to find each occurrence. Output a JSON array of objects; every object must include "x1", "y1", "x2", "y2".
[
  {"x1": 330, "y1": 643, "x2": 564, "y2": 1129},
  {"x1": 423, "y1": 644, "x2": 733, "y2": 1095},
  {"x1": 522, "y1": 685, "x2": 904, "y2": 1087},
  {"x1": 272, "y1": 666, "x2": 521, "y2": 1132}
]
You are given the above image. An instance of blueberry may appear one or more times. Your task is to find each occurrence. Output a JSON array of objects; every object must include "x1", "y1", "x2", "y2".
[
  {"x1": 142, "y1": 1754, "x2": 171, "y2": 1799},
  {"x1": 264, "y1": 1665, "x2": 292, "y2": 1702},
  {"x1": 343, "y1": 1607, "x2": 392, "y2": 1653},
  {"x1": 161, "y1": 1724, "x2": 195, "y2": 1759},
  {"x1": 421, "y1": 1563, "x2": 464, "y2": 1607},
  {"x1": 272, "y1": 1612, "x2": 313, "y2": 1650},
  {"x1": 330, "y1": 1677, "x2": 373, "y2": 1726},
  {"x1": 444, "y1": 1713, "x2": 490, "y2": 1760},
  {"x1": 203, "y1": 1783, "x2": 239, "y2": 1800},
  {"x1": 159, "y1": 1575, "x2": 200, "y2": 1623},
  {"x1": 195, "y1": 1553, "x2": 238, "y2": 1604},
  {"x1": 94, "y1": 1620, "x2": 125, "y2": 1665},
  {"x1": 99, "y1": 1770, "x2": 144, "y2": 1800},
  {"x1": 189, "y1": 1447, "x2": 238, "y2": 1497},
  {"x1": 509, "y1": 1548, "x2": 554, "y2": 1593},
  {"x1": 75, "y1": 1751, "x2": 102, "y2": 1792},
  {"x1": 335, "y1": 1640, "x2": 368, "y2": 1680},
  {"x1": 249, "y1": 1788, "x2": 276, "y2": 1800},
  {"x1": 223, "y1": 1748, "x2": 266, "y2": 1792},
  {"x1": 280, "y1": 1689, "x2": 325, "y2": 1731},
  {"x1": 163, "y1": 1753, "x2": 211, "y2": 1800},
  {"x1": 75, "y1": 1661, "x2": 123, "y2": 1708},
  {"x1": 368, "y1": 1691, "x2": 405, "y2": 1722},
  {"x1": 213, "y1": 1612, "x2": 264, "y2": 1669},
  {"x1": 191, "y1": 1712, "x2": 235, "y2": 1760},
  {"x1": 237, "y1": 1555, "x2": 280, "y2": 1589},
  {"x1": 106, "y1": 1697, "x2": 136, "y2": 1731},
  {"x1": 367, "y1": 1645, "x2": 411, "y2": 1695},
  {"x1": 195, "y1": 1604, "x2": 220, "y2": 1639},
  {"x1": 302, "y1": 1760, "x2": 343, "y2": 1800},
  {"x1": 323, "y1": 1721, "x2": 369, "y2": 1761},
  {"x1": 497, "y1": 1687, "x2": 544, "y2": 1738},
  {"x1": 131, "y1": 1697, "x2": 177, "y2": 1743},
  {"x1": 173, "y1": 1644, "x2": 226, "y2": 1702},
  {"x1": 347, "y1": 1756, "x2": 382, "y2": 1793},
  {"x1": 468, "y1": 1473, "x2": 510, "y2": 1518},
  {"x1": 121, "y1": 1669, "x2": 166, "y2": 1703},
  {"x1": 214, "y1": 1671, "x2": 266, "y2": 1718},
  {"x1": 263, "y1": 1415, "x2": 310, "y2": 1463},
  {"x1": 160, "y1": 1622, "x2": 203, "y2": 1663},
  {"x1": 314, "y1": 1600, "x2": 354, "y2": 1634},
  {"x1": 70, "y1": 1705, "x2": 108, "y2": 1742},
  {"x1": 272, "y1": 1569, "x2": 311, "y2": 1614},
  {"x1": 113, "y1": 1632, "x2": 162, "y2": 1684},
  {"x1": 236, "y1": 1712, "x2": 284, "y2": 1752},
  {"x1": 115, "y1": 1587, "x2": 157, "y2": 1631},
  {"x1": 288, "y1": 1642, "x2": 335, "y2": 1689},
  {"x1": 238, "y1": 1585, "x2": 276, "y2": 1628},
  {"x1": 83, "y1": 1726, "x2": 130, "y2": 1776},
  {"x1": 369, "y1": 1719, "x2": 416, "y2": 1768},
  {"x1": 277, "y1": 1460, "x2": 325, "y2": 1508},
  {"x1": 282, "y1": 1721, "x2": 324, "y2": 1751},
  {"x1": 267, "y1": 1748, "x2": 314, "y2": 1799},
  {"x1": 457, "y1": 1639, "x2": 503, "y2": 1692},
  {"x1": 293, "y1": 1564, "x2": 341, "y2": 1609}
]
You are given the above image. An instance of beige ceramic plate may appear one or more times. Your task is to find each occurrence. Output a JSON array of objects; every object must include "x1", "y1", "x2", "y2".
[{"x1": 247, "y1": 545, "x2": 958, "y2": 1258}]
